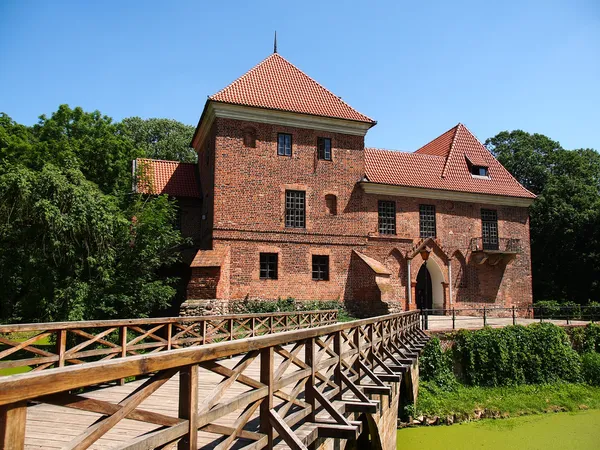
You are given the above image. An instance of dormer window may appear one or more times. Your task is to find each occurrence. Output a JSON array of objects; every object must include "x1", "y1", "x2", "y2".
[
  {"x1": 465, "y1": 154, "x2": 490, "y2": 178},
  {"x1": 471, "y1": 166, "x2": 489, "y2": 177}
]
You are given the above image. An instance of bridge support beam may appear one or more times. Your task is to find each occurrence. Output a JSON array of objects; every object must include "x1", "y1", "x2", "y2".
[{"x1": 0, "y1": 401, "x2": 26, "y2": 450}]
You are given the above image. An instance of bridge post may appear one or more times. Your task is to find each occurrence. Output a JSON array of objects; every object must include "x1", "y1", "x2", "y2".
[
  {"x1": 334, "y1": 331, "x2": 342, "y2": 401},
  {"x1": 305, "y1": 337, "x2": 316, "y2": 421},
  {"x1": 1, "y1": 402, "x2": 26, "y2": 449},
  {"x1": 56, "y1": 329, "x2": 67, "y2": 368},
  {"x1": 260, "y1": 347, "x2": 274, "y2": 447},
  {"x1": 178, "y1": 364, "x2": 198, "y2": 450}
]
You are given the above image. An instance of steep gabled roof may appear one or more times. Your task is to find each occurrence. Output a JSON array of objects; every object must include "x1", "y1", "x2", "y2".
[
  {"x1": 209, "y1": 53, "x2": 375, "y2": 124},
  {"x1": 365, "y1": 124, "x2": 536, "y2": 199},
  {"x1": 134, "y1": 159, "x2": 201, "y2": 198}
]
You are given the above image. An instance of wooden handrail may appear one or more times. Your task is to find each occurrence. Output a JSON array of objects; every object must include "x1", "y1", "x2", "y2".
[
  {"x1": 0, "y1": 310, "x2": 338, "y2": 374},
  {"x1": 0, "y1": 310, "x2": 425, "y2": 449},
  {"x1": 0, "y1": 309, "x2": 339, "y2": 333}
]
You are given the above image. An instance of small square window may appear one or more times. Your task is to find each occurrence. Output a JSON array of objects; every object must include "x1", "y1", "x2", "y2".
[
  {"x1": 260, "y1": 253, "x2": 278, "y2": 279},
  {"x1": 317, "y1": 137, "x2": 332, "y2": 161},
  {"x1": 278, "y1": 133, "x2": 292, "y2": 156},
  {"x1": 312, "y1": 255, "x2": 329, "y2": 281},
  {"x1": 378, "y1": 200, "x2": 396, "y2": 234}
]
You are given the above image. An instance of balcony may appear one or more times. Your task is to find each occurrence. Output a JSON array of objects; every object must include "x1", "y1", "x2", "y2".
[{"x1": 470, "y1": 237, "x2": 522, "y2": 265}]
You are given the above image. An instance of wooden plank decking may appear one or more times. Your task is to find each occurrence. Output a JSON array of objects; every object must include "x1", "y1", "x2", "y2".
[{"x1": 25, "y1": 352, "x2": 278, "y2": 449}]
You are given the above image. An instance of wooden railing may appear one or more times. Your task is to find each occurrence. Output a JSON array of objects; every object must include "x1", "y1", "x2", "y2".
[
  {"x1": 0, "y1": 310, "x2": 426, "y2": 449},
  {"x1": 0, "y1": 310, "x2": 338, "y2": 375}
]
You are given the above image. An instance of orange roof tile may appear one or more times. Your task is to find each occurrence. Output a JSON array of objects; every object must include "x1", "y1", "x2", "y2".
[
  {"x1": 210, "y1": 53, "x2": 375, "y2": 124},
  {"x1": 134, "y1": 158, "x2": 200, "y2": 198},
  {"x1": 365, "y1": 124, "x2": 536, "y2": 199}
]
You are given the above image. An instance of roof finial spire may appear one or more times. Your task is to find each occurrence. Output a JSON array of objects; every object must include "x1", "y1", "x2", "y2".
[{"x1": 273, "y1": 31, "x2": 278, "y2": 54}]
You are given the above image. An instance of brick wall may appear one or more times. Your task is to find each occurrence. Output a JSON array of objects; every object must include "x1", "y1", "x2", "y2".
[{"x1": 188, "y1": 116, "x2": 533, "y2": 316}]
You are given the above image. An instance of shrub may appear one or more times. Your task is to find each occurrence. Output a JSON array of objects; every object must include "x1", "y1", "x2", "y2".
[
  {"x1": 583, "y1": 302, "x2": 600, "y2": 321},
  {"x1": 560, "y1": 301, "x2": 581, "y2": 319},
  {"x1": 582, "y1": 352, "x2": 600, "y2": 386},
  {"x1": 453, "y1": 323, "x2": 581, "y2": 386},
  {"x1": 419, "y1": 338, "x2": 457, "y2": 391},
  {"x1": 230, "y1": 297, "x2": 355, "y2": 321},
  {"x1": 534, "y1": 300, "x2": 561, "y2": 319}
]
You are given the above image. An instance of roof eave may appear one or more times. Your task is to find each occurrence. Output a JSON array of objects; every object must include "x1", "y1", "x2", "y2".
[
  {"x1": 359, "y1": 181, "x2": 536, "y2": 207},
  {"x1": 192, "y1": 101, "x2": 375, "y2": 143}
]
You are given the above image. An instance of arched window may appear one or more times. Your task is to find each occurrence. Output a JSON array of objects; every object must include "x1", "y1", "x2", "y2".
[
  {"x1": 243, "y1": 127, "x2": 256, "y2": 148},
  {"x1": 325, "y1": 194, "x2": 337, "y2": 215}
]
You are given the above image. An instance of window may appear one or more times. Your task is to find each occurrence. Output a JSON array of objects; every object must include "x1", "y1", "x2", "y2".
[
  {"x1": 277, "y1": 133, "x2": 292, "y2": 156},
  {"x1": 285, "y1": 190, "x2": 306, "y2": 228},
  {"x1": 325, "y1": 194, "x2": 337, "y2": 215},
  {"x1": 419, "y1": 204, "x2": 436, "y2": 238},
  {"x1": 243, "y1": 127, "x2": 256, "y2": 148},
  {"x1": 260, "y1": 253, "x2": 278, "y2": 279},
  {"x1": 481, "y1": 209, "x2": 499, "y2": 250},
  {"x1": 378, "y1": 200, "x2": 396, "y2": 234},
  {"x1": 471, "y1": 166, "x2": 489, "y2": 177},
  {"x1": 312, "y1": 255, "x2": 329, "y2": 281},
  {"x1": 317, "y1": 137, "x2": 332, "y2": 161}
]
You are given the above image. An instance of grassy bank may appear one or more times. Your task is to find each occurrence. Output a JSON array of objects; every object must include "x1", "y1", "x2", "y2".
[{"x1": 411, "y1": 382, "x2": 600, "y2": 420}]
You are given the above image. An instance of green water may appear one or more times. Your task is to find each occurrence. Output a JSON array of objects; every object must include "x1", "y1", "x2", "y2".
[{"x1": 397, "y1": 410, "x2": 600, "y2": 449}]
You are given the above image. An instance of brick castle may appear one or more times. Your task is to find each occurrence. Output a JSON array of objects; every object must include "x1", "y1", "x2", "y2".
[{"x1": 135, "y1": 52, "x2": 535, "y2": 318}]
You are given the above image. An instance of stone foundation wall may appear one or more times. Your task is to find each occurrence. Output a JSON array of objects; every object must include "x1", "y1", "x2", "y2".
[{"x1": 179, "y1": 299, "x2": 231, "y2": 317}]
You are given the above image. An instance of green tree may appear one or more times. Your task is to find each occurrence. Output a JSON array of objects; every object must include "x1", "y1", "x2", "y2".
[
  {"x1": 0, "y1": 107, "x2": 192, "y2": 323},
  {"x1": 0, "y1": 163, "x2": 184, "y2": 322},
  {"x1": 485, "y1": 130, "x2": 562, "y2": 195},
  {"x1": 119, "y1": 117, "x2": 197, "y2": 163},
  {"x1": 486, "y1": 130, "x2": 600, "y2": 304}
]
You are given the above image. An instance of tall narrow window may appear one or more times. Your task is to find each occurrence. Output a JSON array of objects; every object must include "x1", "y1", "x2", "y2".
[
  {"x1": 312, "y1": 255, "x2": 329, "y2": 281},
  {"x1": 260, "y1": 253, "x2": 278, "y2": 279},
  {"x1": 481, "y1": 209, "x2": 499, "y2": 250},
  {"x1": 317, "y1": 137, "x2": 332, "y2": 161},
  {"x1": 285, "y1": 190, "x2": 305, "y2": 228},
  {"x1": 277, "y1": 133, "x2": 292, "y2": 156},
  {"x1": 378, "y1": 200, "x2": 396, "y2": 235},
  {"x1": 419, "y1": 204, "x2": 436, "y2": 238}
]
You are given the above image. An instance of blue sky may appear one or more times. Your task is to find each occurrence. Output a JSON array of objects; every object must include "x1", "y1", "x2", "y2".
[{"x1": 1, "y1": 0, "x2": 598, "y2": 151}]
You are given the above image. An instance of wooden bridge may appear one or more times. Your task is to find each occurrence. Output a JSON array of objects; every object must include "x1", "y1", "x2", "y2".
[{"x1": 0, "y1": 310, "x2": 427, "y2": 450}]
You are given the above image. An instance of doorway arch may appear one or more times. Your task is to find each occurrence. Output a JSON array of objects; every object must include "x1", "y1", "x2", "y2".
[{"x1": 416, "y1": 258, "x2": 444, "y2": 311}]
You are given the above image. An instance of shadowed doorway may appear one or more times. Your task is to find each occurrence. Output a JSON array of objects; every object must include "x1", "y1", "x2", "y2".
[{"x1": 416, "y1": 264, "x2": 433, "y2": 310}]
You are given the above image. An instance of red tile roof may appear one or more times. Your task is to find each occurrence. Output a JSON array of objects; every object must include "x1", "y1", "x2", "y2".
[
  {"x1": 210, "y1": 53, "x2": 375, "y2": 124},
  {"x1": 365, "y1": 124, "x2": 536, "y2": 199},
  {"x1": 134, "y1": 159, "x2": 200, "y2": 198}
]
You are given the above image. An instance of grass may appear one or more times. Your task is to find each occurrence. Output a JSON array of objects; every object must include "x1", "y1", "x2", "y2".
[
  {"x1": 397, "y1": 409, "x2": 600, "y2": 449},
  {"x1": 412, "y1": 381, "x2": 600, "y2": 419}
]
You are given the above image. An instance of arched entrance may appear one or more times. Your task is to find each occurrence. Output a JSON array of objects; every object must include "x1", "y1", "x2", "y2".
[
  {"x1": 415, "y1": 258, "x2": 444, "y2": 312},
  {"x1": 416, "y1": 265, "x2": 432, "y2": 310}
]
